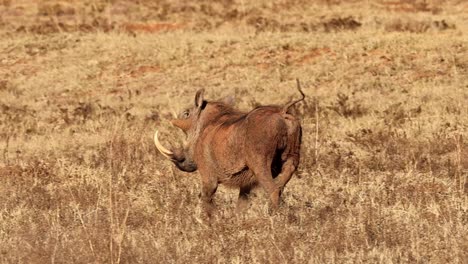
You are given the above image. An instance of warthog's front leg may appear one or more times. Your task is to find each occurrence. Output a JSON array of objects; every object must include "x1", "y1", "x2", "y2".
[{"x1": 200, "y1": 176, "x2": 218, "y2": 218}]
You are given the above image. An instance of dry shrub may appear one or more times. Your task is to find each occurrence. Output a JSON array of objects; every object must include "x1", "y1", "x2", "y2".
[
  {"x1": 385, "y1": 18, "x2": 455, "y2": 33},
  {"x1": 454, "y1": 49, "x2": 468, "y2": 73},
  {"x1": 381, "y1": 0, "x2": 444, "y2": 13},
  {"x1": 0, "y1": 80, "x2": 8, "y2": 91},
  {"x1": 319, "y1": 140, "x2": 362, "y2": 174},
  {"x1": 0, "y1": 103, "x2": 38, "y2": 137},
  {"x1": 247, "y1": 16, "x2": 362, "y2": 33},
  {"x1": 382, "y1": 102, "x2": 421, "y2": 126},
  {"x1": 246, "y1": 16, "x2": 312, "y2": 33},
  {"x1": 329, "y1": 92, "x2": 367, "y2": 118},
  {"x1": 322, "y1": 16, "x2": 361, "y2": 32},
  {"x1": 246, "y1": 16, "x2": 282, "y2": 32},
  {"x1": 37, "y1": 2, "x2": 76, "y2": 16},
  {"x1": 54, "y1": 101, "x2": 136, "y2": 127},
  {"x1": 16, "y1": 19, "x2": 115, "y2": 34}
]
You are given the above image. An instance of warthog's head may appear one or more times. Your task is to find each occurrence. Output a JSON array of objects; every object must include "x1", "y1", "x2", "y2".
[
  {"x1": 154, "y1": 89, "x2": 207, "y2": 172},
  {"x1": 170, "y1": 89, "x2": 206, "y2": 133}
]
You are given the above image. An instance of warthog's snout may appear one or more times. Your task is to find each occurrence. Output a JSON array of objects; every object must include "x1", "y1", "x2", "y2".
[{"x1": 154, "y1": 131, "x2": 197, "y2": 172}]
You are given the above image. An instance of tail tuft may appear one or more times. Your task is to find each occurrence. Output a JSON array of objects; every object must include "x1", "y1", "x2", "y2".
[{"x1": 282, "y1": 79, "x2": 306, "y2": 114}]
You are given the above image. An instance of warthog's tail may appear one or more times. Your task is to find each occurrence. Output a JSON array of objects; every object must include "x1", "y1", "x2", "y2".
[{"x1": 282, "y1": 79, "x2": 306, "y2": 114}]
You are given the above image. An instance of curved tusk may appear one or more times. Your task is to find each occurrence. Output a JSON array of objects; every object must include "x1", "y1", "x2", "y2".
[{"x1": 154, "y1": 131, "x2": 174, "y2": 159}]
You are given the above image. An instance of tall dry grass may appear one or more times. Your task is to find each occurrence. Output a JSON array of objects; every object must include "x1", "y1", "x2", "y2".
[{"x1": 0, "y1": 0, "x2": 467, "y2": 263}]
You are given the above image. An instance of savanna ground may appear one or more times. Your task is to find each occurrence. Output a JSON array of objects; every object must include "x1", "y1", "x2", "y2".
[{"x1": 0, "y1": 0, "x2": 467, "y2": 263}]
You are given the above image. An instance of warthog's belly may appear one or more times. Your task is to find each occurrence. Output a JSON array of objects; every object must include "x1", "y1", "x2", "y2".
[{"x1": 219, "y1": 167, "x2": 257, "y2": 189}]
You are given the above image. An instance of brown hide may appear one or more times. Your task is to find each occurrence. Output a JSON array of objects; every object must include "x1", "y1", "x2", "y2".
[{"x1": 192, "y1": 104, "x2": 301, "y2": 187}]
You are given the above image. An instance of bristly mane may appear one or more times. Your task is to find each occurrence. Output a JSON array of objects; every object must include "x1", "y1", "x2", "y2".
[{"x1": 209, "y1": 101, "x2": 247, "y2": 127}]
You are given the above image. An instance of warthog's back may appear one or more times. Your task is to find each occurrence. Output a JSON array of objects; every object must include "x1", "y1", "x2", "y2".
[{"x1": 194, "y1": 105, "x2": 301, "y2": 189}]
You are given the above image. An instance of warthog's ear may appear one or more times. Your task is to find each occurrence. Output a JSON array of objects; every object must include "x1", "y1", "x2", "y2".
[{"x1": 195, "y1": 89, "x2": 205, "y2": 108}]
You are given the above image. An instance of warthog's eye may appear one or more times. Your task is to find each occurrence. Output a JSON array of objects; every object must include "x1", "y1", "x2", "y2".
[{"x1": 182, "y1": 110, "x2": 190, "y2": 118}]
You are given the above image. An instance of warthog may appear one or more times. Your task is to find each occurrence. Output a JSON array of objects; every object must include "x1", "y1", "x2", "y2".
[{"x1": 155, "y1": 80, "x2": 305, "y2": 216}]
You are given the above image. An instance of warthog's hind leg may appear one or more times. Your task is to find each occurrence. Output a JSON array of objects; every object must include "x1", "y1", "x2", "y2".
[
  {"x1": 251, "y1": 165, "x2": 281, "y2": 211},
  {"x1": 274, "y1": 157, "x2": 299, "y2": 190}
]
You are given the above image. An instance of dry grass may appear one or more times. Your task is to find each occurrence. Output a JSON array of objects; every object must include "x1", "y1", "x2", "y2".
[{"x1": 0, "y1": 0, "x2": 467, "y2": 263}]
